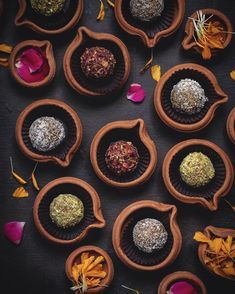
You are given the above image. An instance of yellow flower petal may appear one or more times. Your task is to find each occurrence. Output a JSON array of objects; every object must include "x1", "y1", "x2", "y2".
[
  {"x1": 107, "y1": 0, "x2": 114, "y2": 8},
  {"x1": 97, "y1": 0, "x2": 105, "y2": 21},
  {"x1": 151, "y1": 64, "x2": 161, "y2": 82},
  {"x1": 230, "y1": 70, "x2": 235, "y2": 81}
]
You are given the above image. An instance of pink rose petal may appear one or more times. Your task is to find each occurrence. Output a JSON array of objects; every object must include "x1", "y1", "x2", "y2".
[
  {"x1": 168, "y1": 281, "x2": 198, "y2": 294},
  {"x1": 20, "y1": 47, "x2": 44, "y2": 73},
  {"x1": 127, "y1": 83, "x2": 146, "y2": 103},
  {"x1": 3, "y1": 221, "x2": 25, "y2": 245}
]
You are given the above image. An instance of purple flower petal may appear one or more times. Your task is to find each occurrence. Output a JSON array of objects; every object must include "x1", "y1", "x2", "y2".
[
  {"x1": 3, "y1": 221, "x2": 25, "y2": 245},
  {"x1": 168, "y1": 281, "x2": 198, "y2": 294},
  {"x1": 127, "y1": 83, "x2": 146, "y2": 103}
]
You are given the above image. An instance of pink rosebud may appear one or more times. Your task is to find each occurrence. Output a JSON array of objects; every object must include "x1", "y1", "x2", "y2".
[
  {"x1": 3, "y1": 221, "x2": 25, "y2": 245},
  {"x1": 168, "y1": 281, "x2": 198, "y2": 294},
  {"x1": 127, "y1": 83, "x2": 146, "y2": 103}
]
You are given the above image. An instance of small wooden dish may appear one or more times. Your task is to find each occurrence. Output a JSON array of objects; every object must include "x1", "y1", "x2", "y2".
[
  {"x1": 226, "y1": 108, "x2": 235, "y2": 144},
  {"x1": 65, "y1": 245, "x2": 114, "y2": 293},
  {"x1": 198, "y1": 226, "x2": 235, "y2": 281},
  {"x1": 112, "y1": 200, "x2": 182, "y2": 271},
  {"x1": 8, "y1": 40, "x2": 56, "y2": 88},
  {"x1": 33, "y1": 177, "x2": 105, "y2": 245},
  {"x1": 63, "y1": 26, "x2": 131, "y2": 97},
  {"x1": 162, "y1": 139, "x2": 234, "y2": 211},
  {"x1": 90, "y1": 119, "x2": 157, "y2": 188},
  {"x1": 114, "y1": 0, "x2": 185, "y2": 48},
  {"x1": 15, "y1": 99, "x2": 83, "y2": 167},
  {"x1": 154, "y1": 63, "x2": 228, "y2": 132},
  {"x1": 15, "y1": 0, "x2": 84, "y2": 35},
  {"x1": 158, "y1": 271, "x2": 207, "y2": 294},
  {"x1": 182, "y1": 8, "x2": 233, "y2": 59}
]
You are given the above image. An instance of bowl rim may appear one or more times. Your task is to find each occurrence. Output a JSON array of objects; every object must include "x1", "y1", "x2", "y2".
[{"x1": 226, "y1": 107, "x2": 235, "y2": 144}]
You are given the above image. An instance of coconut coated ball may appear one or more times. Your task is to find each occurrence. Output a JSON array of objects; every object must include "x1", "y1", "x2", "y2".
[{"x1": 130, "y1": 0, "x2": 164, "y2": 22}]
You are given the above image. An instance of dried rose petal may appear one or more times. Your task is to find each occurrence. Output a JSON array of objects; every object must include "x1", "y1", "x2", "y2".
[
  {"x1": 127, "y1": 83, "x2": 146, "y2": 103},
  {"x1": 168, "y1": 281, "x2": 198, "y2": 294},
  {"x1": 3, "y1": 221, "x2": 25, "y2": 245}
]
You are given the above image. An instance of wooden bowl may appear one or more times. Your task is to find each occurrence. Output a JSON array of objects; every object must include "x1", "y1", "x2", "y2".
[
  {"x1": 15, "y1": 0, "x2": 84, "y2": 35},
  {"x1": 198, "y1": 226, "x2": 235, "y2": 281},
  {"x1": 65, "y1": 245, "x2": 114, "y2": 293},
  {"x1": 33, "y1": 177, "x2": 105, "y2": 245},
  {"x1": 158, "y1": 271, "x2": 207, "y2": 294},
  {"x1": 182, "y1": 9, "x2": 233, "y2": 59},
  {"x1": 114, "y1": 0, "x2": 185, "y2": 48},
  {"x1": 226, "y1": 108, "x2": 235, "y2": 144},
  {"x1": 162, "y1": 139, "x2": 234, "y2": 211},
  {"x1": 63, "y1": 26, "x2": 131, "y2": 97},
  {"x1": 90, "y1": 119, "x2": 157, "y2": 188},
  {"x1": 112, "y1": 200, "x2": 182, "y2": 271},
  {"x1": 8, "y1": 40, "x2": 56, "y2": 88},
  {"x1": 15, "y1": 99, "x2": 83, "y2": 167},
  {"x1": 154, "y1": 63, "x2": 228, "y2": 132}
]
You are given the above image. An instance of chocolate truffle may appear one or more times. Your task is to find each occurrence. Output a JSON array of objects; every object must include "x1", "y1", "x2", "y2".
[
  {"x1": 133, "y1": 218, "x2": 168, "y2": 253},
  {"x1": 80, "y1": 47, "x2": 116, "y2": 79},
  {"x1": 180, "y1": 152, "x2": 215, "y2": 187},
  {"x1": 170, "y1": 79, "x2": 208, "y2": 115},
  {"x1": 29, "y1": 116, "x2": 66, "y2": 152},
  {"x1": 105, "y1": 140, "x2": 139, "y2": 175},
  {"x1": 30, "y1": 0, "x2": 67, "y2": 17},
  {"x1": 130, "y1": 0, "x2": 164, "y2": 22},
  {"x1": 49, "y1": 194, "x2": 84, "y2": 229}
]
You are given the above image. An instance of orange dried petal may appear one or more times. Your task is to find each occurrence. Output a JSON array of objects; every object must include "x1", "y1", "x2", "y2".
[
  {"x1": 230, "y1": 70, "x2": 235, "y2": 81},
  {"x1": 87, "y1": 256, "x2": 104, "y2": 272},
  {"x1": 12, "y1": 187, "x2": 29, "y2": 198},
  {"x1": 97, "y1": 0, "x2": 105, "y2": 21},
  {"x1": 194, "y1": 232, "x2": 211, "y2": 243}
]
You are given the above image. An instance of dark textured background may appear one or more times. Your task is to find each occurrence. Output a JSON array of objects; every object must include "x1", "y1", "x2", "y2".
[{"x1": 0, "y1": 1, "x2": 235, "y2": 293}]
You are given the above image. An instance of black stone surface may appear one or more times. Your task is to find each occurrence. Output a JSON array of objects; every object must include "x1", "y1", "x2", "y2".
[{"x1": 0, "y1": 1, "x2": 234, "y2": 293}]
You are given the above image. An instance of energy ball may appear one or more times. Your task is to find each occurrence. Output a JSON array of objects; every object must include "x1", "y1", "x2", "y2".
[
  {"x1": 170, "y1": 79, "x2": 208, "y2": 115},
  {"x1": 130, "y1": 0, "x2": 164, "y2": 22},
  {"x1": 80, "y1": 47, "x2": 116, "y2": 79},
  {"x1": 29, "y1": 116, "x2": 66, "y2": 152},
  {"x1": 30, "y1": 0, "x2": 68, "y2": 16},
  {"x1": 49, "y1": 194, "x2": 84, "y2": 229},
  {"x1": 180, "y1": 152, "x2": 215, "y2": 187},
  {"x1": 105, "y1": 140, "x2": 139, "y2": 175},
  {"x1": 133, "y1": 218, "x2": 168, "y2": 253}
]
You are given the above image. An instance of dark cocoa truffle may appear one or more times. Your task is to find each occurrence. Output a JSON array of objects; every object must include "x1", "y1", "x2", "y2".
[
  {"x1": 130, "y1": 0, "x2": 164, "y2": 22},
  {"x1": 105, "y1": 140, "x2": 139, "y2": 175},
  {"x1": 80, "y1": 47, "x2": 116, "y2": 79}
]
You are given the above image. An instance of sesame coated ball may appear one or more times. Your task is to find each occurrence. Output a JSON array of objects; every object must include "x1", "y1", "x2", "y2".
[
  {"x1": 130, "y1": 0, "x2": 164, "y2": 22},
  {"x1": 30, "y1": 0, "x2": 67, "y2": 16}
]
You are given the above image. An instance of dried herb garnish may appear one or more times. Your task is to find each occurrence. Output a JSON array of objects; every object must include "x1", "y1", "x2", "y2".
[
  {"x1": 140, "y1": 48, "x2": 153, "y2": 74},
  {"x1": 10, "y1": 157, "x2": 27, "y2": 185}
]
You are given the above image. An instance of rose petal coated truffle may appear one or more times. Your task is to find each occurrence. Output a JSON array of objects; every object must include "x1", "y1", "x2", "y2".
[
  {"x1": 105, "y1": 140, "x2": 139, "y2": 175},
  {"x1": 179, "y1": 152, "x2": 215, "y2": 187},
  {"x1": 80, "y1": 47, "x2": 116, "y2": 79},
  {"x1": 49, "y1": 194, "x2": 84, "y2": 229},
  {"x1": 130, "y1": 0, "x2": 164, "y2": 22},
  {"x1": 133, "y1": 218, "x2": 168, "y2": 253},
  {"x1": 29, "y1": 116, "x2": 66, "y2": 152},
  {"x1": 30, "y1": 0, "x2": 67, "y2": 16},
  {"x1": 170, "y1": 79, "x2": 208, "y2": 115}
]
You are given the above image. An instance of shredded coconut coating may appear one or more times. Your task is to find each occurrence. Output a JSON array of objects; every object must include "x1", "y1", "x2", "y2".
[
  {"x1": 30, "y1": 0, "x2": 67, "y2": 16},
  {"x1": 130, "y1": 0, "x2": 164, "y2": 22},
  {"x1": 133, "y1": 218, "x2": 168, "y2": 253}
]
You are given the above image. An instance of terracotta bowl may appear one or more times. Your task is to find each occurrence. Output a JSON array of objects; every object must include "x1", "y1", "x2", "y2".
[
  {"x1": 158, "y1": 271, "x2": 207, "y2": 294},
  {"x1": 15, "y1": 99, "x2": 83, "y2": 167},
  {"x1": 112, "y1": 200, "x2": 182, "y2": 271},
  {"x1": 33, "y1": 177, "x2": 105, "y2": 245},
  {"x1": 198, "y1": 226, "x2": 235, "y2": 281},
  {"x1": 154, "y1": 63, "x2": 228, "y2": 132},
  {"x1": 90, "y1": 119, "x2": 157, "y2": 188},
  {"x1": 63, "y1": 26, "x2": 131, "y2": 97},
  {"x1": 226, "y1": 108, "x2": 235, "y2": 144},
  {"x1": 182, "y1": 8, "x2": 233, "y2": 59},
  {"x1": 65, "y1": 245, "x2": 114, "y2": 293},
  {"x1": 162, "y1": 139, "x2": 234, "y2": 211},
  {"x1": 8, "y1": 40, "x2": 56, "y2": 88},
  {"x1": 114, "y1": 0, "x2": 185, "y2": 48},
  {"x1": 15, "y1": 0, "x2": 84, "y2": 35}
]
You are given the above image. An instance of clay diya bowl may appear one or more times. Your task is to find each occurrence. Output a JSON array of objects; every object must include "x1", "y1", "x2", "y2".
[
  {"x1": 63, "y1": 26, "x2": 131, "y2": 97},
  {"x1": 65, "y1": 245, "x2": 114, "y2": 293},
  {"x1": 33, "y1": 177, "x2": 105, "y2": 245},
  {"x1": 15, "y1": 0, "x2": 84, "y2": 35},
  {"x1": 112, "y1": 200, "x2": 182, "y2": 271},
  {"x1": 226, "y1": 108, "x2": 235, "y2": 144},
  {"x1": 182, "y1": 9, "x2": 233, "y2": 58},
  {"x1": 154, "y1": 63, "x2": 228, "y2": 132},
  {"x1": 198, "y1": 226, "x2": 235, "y2": 281},
  {"x1": 114, "y1": 0, "x2": 185, "y2": 48},
  {"x1": 15, "y1": 99, "x2": 83, "y2": 167},
  {"x1": 8, "y1": 40, "x2": 56, "y2": 88},
  {"x1": 162, "y1": 139, "x2": 234, "y2": 211},
  {"x1": 158, "y1": 271, "x2": 207, "y2": 294},
  {"x1": 90, "y1": 119, "x2": 157, "y2": 188}
]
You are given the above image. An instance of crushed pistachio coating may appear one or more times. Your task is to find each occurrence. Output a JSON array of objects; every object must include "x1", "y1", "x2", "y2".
[
  {"x1": 30, "y1": 0, "x2": 66, "y2": 16},
  {"x1": 179, "y1": 152, "x2": 215, "y2": 187},
  {"x1": 49, "y1": 194, "x2": 84, "y2": 229}
]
